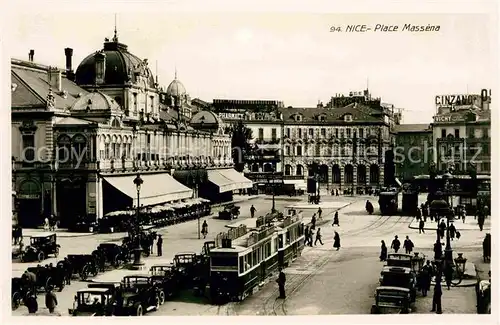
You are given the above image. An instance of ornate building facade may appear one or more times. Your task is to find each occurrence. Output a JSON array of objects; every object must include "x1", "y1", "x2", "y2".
[
  {"x1": 394, "y1": 124, "x2": 432, "y2": 182},
  {"x1": 11, "y1": 33, "x2": 248, "y2": 228}
]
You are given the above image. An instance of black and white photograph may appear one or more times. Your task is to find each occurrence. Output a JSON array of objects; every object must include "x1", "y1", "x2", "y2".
[{"x1": 2, "y1": 0, "x2": 496, "y2": 322}]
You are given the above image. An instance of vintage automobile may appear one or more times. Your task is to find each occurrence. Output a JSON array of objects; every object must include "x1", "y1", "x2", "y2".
[
  {"x1": 173, "y1": 252, "x2": 199, "y2": 284},
  {"x1": 386, "y1": 253, "x2": 413, "y2": 268},
  {"x1": 218, "y1": 204, "x2": 240, "y2": 220},
  {"x1": 379, "y1": 266, "x2": 417, "y2": 302},
  {"x1": 61, "y1": 254, "x2": 99, "y2": 281},
  {"x1": 68, "y1": 287, "x2": 116, "y2": 316},
  {"x1": 117, "y1": 275, "x2": 161, "y2": 316},
  {"x1": 26, "y1": 265, "x2": 66, "y2": 292},
  {"x1": 371, "y1": 286, "x2": 412, "y2": 314},
  {"x1": 149, "y1": 264, "x2": 181, "y2": 302},
  {"x1": 21, "y1": 233, "x2": 60, "y2": 262},
  {"x1": 95, "y1": 242, "x2": 130, "y2": 267}
]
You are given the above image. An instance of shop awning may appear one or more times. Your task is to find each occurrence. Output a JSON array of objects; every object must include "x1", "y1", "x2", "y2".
[
  {"x1": 103, "y1": 173, "x2": 193, "y2": 207},
  {"x1": 207, "y1": 169, "x2": 239, "y2": 193},
  {"x1": 218, "y1": 169, "x2": 253, "y2": 189},
  {"x1": 284, "y1": 179, "x2": 307, "y2": 189}
]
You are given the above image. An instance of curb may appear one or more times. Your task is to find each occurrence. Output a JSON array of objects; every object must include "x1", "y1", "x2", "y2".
[{"x1": 407, "y1": 219, "x2": 490, "y2": 232}]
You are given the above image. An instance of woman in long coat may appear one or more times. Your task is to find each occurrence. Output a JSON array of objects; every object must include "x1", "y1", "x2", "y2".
[
  {"x1": 333, "y1": 231, "x2": 341, "y2": 250},
  {"x1": 380, "y1": 240, "x2": 387, "y2": 261}
]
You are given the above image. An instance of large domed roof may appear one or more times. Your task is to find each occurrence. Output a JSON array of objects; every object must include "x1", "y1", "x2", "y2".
[
  {"x1": 166, "y1": 78, "x2": 186, "y2": 97},
  {"x1": 75, "y1": 38, "x2": 155, "y2": 88},
  {"x1": 71, "y1": 90, "x2": 121, "y2": 113}
]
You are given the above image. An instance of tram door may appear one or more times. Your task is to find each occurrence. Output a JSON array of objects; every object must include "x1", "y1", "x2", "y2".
[{"x1": 278, "y1": 234, "x2": 284, "y2": 267}]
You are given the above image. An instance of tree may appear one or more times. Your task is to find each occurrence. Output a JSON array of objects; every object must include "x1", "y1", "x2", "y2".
[{"x1": 230, "y1": 121, "x2": 253, "y2": 172}]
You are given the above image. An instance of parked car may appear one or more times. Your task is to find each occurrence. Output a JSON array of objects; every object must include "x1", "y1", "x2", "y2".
[
  {"x1": 218, "y1": 204, "x2": 240, "y2": 220},
  {"x1": 21, "y1": 233, "x2": 60, "y2": 262},
  {"x1": 69, "y1": 286, "x2": 117, "y2": 316},
  {"x1": 371, "y1": 286, "x2": 412, "y2": 314},
  {"x1": 379, "y1": 266, "x2": 417, "y2": 302},
  {"x1": 116, "y1": 275, "x2": 161, "y2": 316},
  {"x1": 149, "y1": 264, "x2": 181, "y2": 302},
  {"x1": 60, "y1": 254, "x2": 100, "y2": 281},
  {"x1": 26, "y1": 265, "x2": 66, "y2": 292}
]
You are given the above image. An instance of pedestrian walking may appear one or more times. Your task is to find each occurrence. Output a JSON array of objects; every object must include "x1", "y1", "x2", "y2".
[
  {"x1": 403, "y1": 236, "x2": 414, "y2": 254},
  {"x1": 448, "y1": 223, "x2": 456, "y2": 240},
  {"x1": 317, "y1": 207, "x2": 323, "y2": 221},
  {"x1": 44, "y1": 217, "x2": 50, "y2": 231},
  {"x1": 336, "y1": 189, "x2": 339, "y2": 196},
  {"x1": 419, "y1": 219, "x2": 425, "y2": 234},
  {"x1": 366, "y1": 200, "x2": 374, "y2": 215},
  {"x1": 311, "y1": 214, "x2": 317, "y2": 229},
  {"x1": 444, "y1": 262, "x2": 453, "y2": 290},
  {"x1": 380, "y1": 240, "x2": 387, "y2": 261},
  {"x1": 332, "y1": 211, "x2": 339, "y2": 227},
  {"x1": 434, "y1": 238, "x2": 443, "y2": 259},
  {"x1": 250, "y1": 205, "x2": 256, "y2": 218},
  {"x1": 439, "y1": 220, "x2": 446, "y2": 239},
  {"x1": 23, "y1": 269, "x2": 37, "y2": 295},
  {"x1": 26, "y1": 293, "x2": 38, "y2": 314},
  {"x1": 277, "y1": 268, "x2": 286, "y2": 298},
  {"x1": 431, "y1": 280, "x2": 443, "y2": 314},
  {"x1": 45, "y1": 286, "x2": 58, "y2": 314},
  {"x1": 62, "y1": 257, "x2": 72, "y2": 285},
  {"x1": 416, "y1": 207, "x2": 421, "y2": 221},
  {"x1": 314, "y1": 228, "x2": 324, "y2": 246},
  {"x1": 308, "y1": 228, "x2": 314, "y2": 247},
  {"x1": 333, "y1": 231, "x2": 341, "y2": 250},
  {"x1": 201, "y1": 220, "x2": 208, "y2": 239},
  {"x1": 461, "y1": 209, "x2": 466, "y2": 223},
  {"x1": 390, "y1": 235, "x2": 401, "y2": 253},
  {"x1": 420, "y1": 260, "x2": 433, "y2": 296},
  {"x1": 156, "y1": 235, "x2": 163, "y2": 257},
  {"x1": 478, "y1": 214, "x2": 485, "y2": 231},
  {"x1": 304, "y1": 226, "x2": 310, "y2": 245}
]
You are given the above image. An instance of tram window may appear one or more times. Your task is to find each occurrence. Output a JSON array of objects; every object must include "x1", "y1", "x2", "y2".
[
  {"x1": 286, "y1": 232, "x2": 291, "y2": 244},
  {"x1": 247, "y1": 254, "x2": 252, "y2": 268},
  {"x1": 239, "y1": 257, "x2": 244, "y2": 273},
  {"x1": 211, "y1": 256, "x2": 238, "y2": 267},
  {"x1": 252, "y1": 251, "x2": 258, "y2": 264},
  {"x1": 278, "y1": 235, "x2": 284, "y2": 249}
]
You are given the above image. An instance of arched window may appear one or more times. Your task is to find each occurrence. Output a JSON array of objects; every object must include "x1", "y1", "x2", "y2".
[
  {"x1": 57, "y1": 135, "x2": 71, "y2": 162},
  {"x1": 357, "y1": 165, "x2": 367, "y2": 184},
  {"x1": 370, "y1": 164, "x2": 380, "y2": 184},
  {"x1": 72, "y1": 134, "x2": 87, "y2": 161},
  {"x1": 252, "y1": 163, "x2": 259, "y2": 172},
  {"x1": 263, "y1": 163, "x2": 273, "y2": 172},
  {"x1": 285, "y1": 165, "x2": 292, "y2": 176},
  {"x1": 332, "y1": 164, "x2": 341, "y2": 184},
  {"x1": 344, "y1": 165, "x2": 354, "y2": 184},
  {"x1": 296, "y1": 164, "x2": 304, "y2": 176}
]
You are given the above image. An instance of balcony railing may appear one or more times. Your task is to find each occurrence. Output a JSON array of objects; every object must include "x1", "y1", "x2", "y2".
[{"x1": 255, "y1": 138, "x2": 281, "y2": 145}]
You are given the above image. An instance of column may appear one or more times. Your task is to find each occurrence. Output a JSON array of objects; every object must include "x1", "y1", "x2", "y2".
[
  {"x1": 340, "y1": 165, "x2": 344, "y2": 189},
  {"x1": 327, "y1": 165, "x2": 333, "y2": 186},
  {"x1": 353, "y1": 164, "x2": 357, "y2": 188},
  {"x1": 96, "y1": 176, "x2": 103, "y2": 220}
]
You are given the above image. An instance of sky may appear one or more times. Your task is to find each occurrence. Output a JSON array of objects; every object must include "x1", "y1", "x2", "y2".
[{"x1": 5, "y1": 1, "x2": 496, "y2": 124}]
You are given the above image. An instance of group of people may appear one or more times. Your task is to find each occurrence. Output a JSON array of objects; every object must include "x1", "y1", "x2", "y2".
[
  {"x1": 303, "y1": 210, "x2": 341, "y2": 250},
  {"x1": 43, "y1": 215, "x2": 59, "y2": 232},
  {"x1": 379, "y1": 235, "x2": 415, "y2": 260}
]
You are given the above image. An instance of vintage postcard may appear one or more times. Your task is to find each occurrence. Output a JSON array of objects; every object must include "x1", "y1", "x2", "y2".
[{"x1": 2, "y1": 0, "x2": 496, "y2": 324}]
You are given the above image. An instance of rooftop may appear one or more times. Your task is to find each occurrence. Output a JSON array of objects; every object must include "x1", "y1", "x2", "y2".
[{"x1": 394, "y1": 124, "x2": 431, "y2": 133}]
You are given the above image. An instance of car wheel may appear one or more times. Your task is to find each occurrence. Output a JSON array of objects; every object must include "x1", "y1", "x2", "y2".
[
  {"x1": 113, "y1": 254, "x2": 121, "y2": 267},
  {"x1": 155, "y1": 296, "x2": 161, "y2": 309},
  {"x1": 12, "y1": 292, "x2": 21, "y2": 310},
  {"x1": 158, "y1": 291, "x2": 166, "y2": 305},
  {"x1": 37, "y1": 251, "x2": 45, "y2": 262},
  {"x1": 135, "y1": 303, "x2": 143, "y2": 316},
  {"x1": 54, "y1": 247, "x2": 59, "y2": 258}
]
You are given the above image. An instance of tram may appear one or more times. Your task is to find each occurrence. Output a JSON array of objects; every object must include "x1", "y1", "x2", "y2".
[{"x1": 209, "y1": 214, "x2": 305, "y2": 303}]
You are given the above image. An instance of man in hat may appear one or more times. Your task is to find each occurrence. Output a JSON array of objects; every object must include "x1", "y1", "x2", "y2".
[
  {"x1": 277, "y1": 268, "x2": 286, "y2": 298},
  {"x1": 390, "y1": 235, "x2": 401, "y2": 253},
  {"x1": 45, "y1": 286, "x2": 58, "y2": 314}
]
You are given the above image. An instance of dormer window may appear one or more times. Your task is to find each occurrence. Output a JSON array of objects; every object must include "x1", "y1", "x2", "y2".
[
  {"x1": 344, "y1": 114, "x2": 353, "y2": 122},
  {"x1": 318, "y1": 114, "x2": 326, "y2": 122},
  {"x1": 295, "y1": 114, "x2": 303, "y2": 122}
]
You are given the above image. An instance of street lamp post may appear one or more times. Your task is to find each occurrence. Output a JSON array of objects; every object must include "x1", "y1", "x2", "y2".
[{"x1": 132, "y1": 174, "x2": 144, "y2": 267}]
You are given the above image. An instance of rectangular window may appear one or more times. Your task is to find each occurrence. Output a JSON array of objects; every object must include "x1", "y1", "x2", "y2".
[
  {"x1": 296, "y1": 146, "x2": 302, "y2": 156},
  {"x1": 150, "y1": 96, "x2": 154, "y2": 112},
  {"x1": 335, "y1": 129, "x2": 339, "y2": 138},
  {"x1": 308, "y1": 128, "x2": 314, "y2": 137},
  {"x1": 298, "y1": 129, "x2": 302, "y2": 138},
  {"x1": 346, "y1": 128, "x2": 351, "y2": 138},
  {"x1": 454, "y1": 129, "x2": 460, "y2": 138},
  {"x1": 320, "y1": 128, "x2": 326, "y2": 137},
  {"x1": 258, "y1": 128, "x2": 264, "y2": 140},
  {"x1": 239, "y1": 257, "x2": 244, "y2": 273},
  {"x1": 359, "y1": 128, "x2": 364, "y2": 138},
  {"x1": 286, "y1": 146, "x2": 291, "y2": 156},
  {"x1": 340, "y1": 129, "x2": 345, "y2": 138},
  {"x1": 22, "y1": 134, "x2": 35, "y2": 161},
  {"x1": 271, "y1": 128, "x2": 277, "y2": 140},
  {"x1": 286, "y1": 128, "x2": 290, "y2": 138},
  {"x1": 441, "y1": 129, "x2": 446, "y2": 138},
  {"x1": 133, "y1": 93, "x2": 138, "y2": 112}
]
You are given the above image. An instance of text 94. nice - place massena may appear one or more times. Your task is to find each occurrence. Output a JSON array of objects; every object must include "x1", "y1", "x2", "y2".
[{"x1": 330, "y1": 24, "x2": 441, "y2": 33}]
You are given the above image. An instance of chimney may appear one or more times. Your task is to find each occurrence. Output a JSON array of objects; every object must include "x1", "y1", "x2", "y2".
[
  {"x1": 28, "y1": 49, "x2": 34, "y2": 62},
  {"x1": 64, "y1": 48, "x2": 75, "y2": 81},
  {"x1": 48, "y1": 67, "x2": 62, "y2": 92}
]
